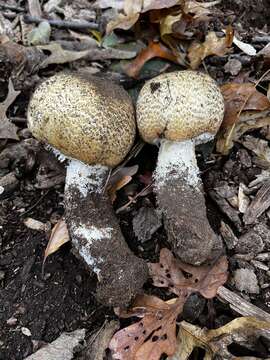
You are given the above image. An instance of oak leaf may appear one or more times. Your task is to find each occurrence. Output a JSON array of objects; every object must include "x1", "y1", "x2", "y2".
[
  {"x1": 188, "y1": 27, "x2": 233, "y2": 69},
  {"x1": 109, "y1": 294, "x2": 185, "y2": 360},
  {"x1": 169, "y1": 317, "x2": 270, "y2": 360},
  {"x1": 149, "y1": 248, "x2": 228, "y2": 298},
  {"x1": 124, "y1": 41, "x2": 179, "y2": 78},
  {"x1": 216, "y1": 83, "x2": 270, "y2": 154}
]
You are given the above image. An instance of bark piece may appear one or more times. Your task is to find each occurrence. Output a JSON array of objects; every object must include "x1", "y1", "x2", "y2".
[{"x1": 243, "y1": 181, "x2": 270, "y2": 224}]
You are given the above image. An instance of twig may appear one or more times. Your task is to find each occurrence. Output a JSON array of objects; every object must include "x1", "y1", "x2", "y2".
[
  {"x1": 217, "y1": 286, "x2": 270, "y2": 322},
  {"x1": 116, "y1": 182, "x2": 153, "y2": 214},
  {"x1": 23, "y1": 15, "x2": 99, "y2": 31},
  {"x1": 0, "y1": 4, "x2": 25, "y2": 12},
  {"x1": 19, "y1": 190, "x2": 50, "y2": 217}
]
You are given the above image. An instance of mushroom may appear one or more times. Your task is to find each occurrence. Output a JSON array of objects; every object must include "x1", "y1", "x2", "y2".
[
  {"x1": 28, "y1": 72, "x2": 148, "y2": 306},
  {"x1": 136, "y1": 71, "x2": 224, "y2": 265}
]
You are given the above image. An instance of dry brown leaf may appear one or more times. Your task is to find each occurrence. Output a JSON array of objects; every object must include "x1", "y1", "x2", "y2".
[
  {"x1": 183, "y1": 0, "x2": 220, "y2": 19},
  {"x1": 149, "y1": 248, "x2": 228, "y2": 298},
  {"x1": 107, "y1": 12, "x2": 140, "y2": 33},
  {"x1": 258, "y1": 42, "x2": 270, "y2": 59},
  {"x1": 188, "y1": 26, "x2": 233, "y2": 69},
  {"x1": 109, "y1": 294, "x2": 185, "y2": 360},
  {"x1": 107, "y1": 165, "x2": 138, "y2": 203},
  {"x1": 220, "y1": 83, "x2": 270, "y2": 129},
  {"x1": 44, "y1": 219, "x2": 70, "y2": 263},
  {"x1": 38, "y1": 43, "x2": 91, "y2": 68},
  {"x1": 217, "y1": 83, "x2": 270, "y2": 154},
  {"x1": 169, "y1": 317, "x2": 270, "y2": 360},
  {"x1": 106, "y1": 0, "x2": 182, "y2": 33},
  {"x1": 0, "y1": 79, "x2": 20, "y2": 140},
  {"x1": 124, "y1": 41, "x2": 179, "y2": 78}
]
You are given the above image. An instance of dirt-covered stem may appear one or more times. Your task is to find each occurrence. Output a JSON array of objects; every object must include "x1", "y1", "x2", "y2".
[
  {"x1": 64, "y1": 160, "x2": 148, "y2": 306},
  {"x1": 155, "y1": 139, "x2": 222, "y2": 264}
]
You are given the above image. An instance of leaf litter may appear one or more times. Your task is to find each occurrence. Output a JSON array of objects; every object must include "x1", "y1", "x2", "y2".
[{"x1": 1, "y1": 0, "x2": 270, "y2": 359}]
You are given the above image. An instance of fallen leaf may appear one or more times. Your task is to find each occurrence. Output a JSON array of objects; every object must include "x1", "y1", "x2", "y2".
[
  {"x1": 233, "y1": 36, "x2": 257, "y2": 56},
  {"x1": 160, "y1": 11, "x2": 183, "y2": 37},
  {"x1": 217, "y1": 82, "x2": 270, "y2": 155},
  {"x1": 105, "y1": 0, "x2": 182, "y2": 33},
  {"x1": 43, "y1": 219, "x2": 70, "y2": 264},
  {"x1": 124, "y1": 41, "x2": 179, "y2": 78},
  {"x1": 169, "y1": 317, "x2": 270, "y2": 360},
  {"x1": 109, "y1": 294, "x2": 185, "y2": 360},
  {"x1": 25, "y1": 329, "x2": 85, "y2": 360},
  {"x1": 85, "y1": 321, "x2": 119, "y2": 360},
  {"x1": 216, "y1": 111, "x2": 270, "y2": 155},
  {"x1": 258, "y1": 42, "x2": 270, "y2": 59},
  {"x1": 220, "y1": 83, "x2": 270, "y2": 129},
  {"x1": 108, "y1": 165, "x2": 138, "y2": 203},
  {"x1": 0, "y1": 79, "x2": 20, "y2": 140},
  {"x1": 188, "y1": 26, "x2": 233, "y2": 69},
  {"x1": 183, "y1": 0, "x2": 221, "y2": 19},
  {"x1": 24, "y1": 218, "x2": 51, "y2": 232},
  {"x1": 149, "y1": 248, "x2": 228, "y2": 298},
  {"x1": 38, "y1": 42, "x2": 91, "y2": 68}
]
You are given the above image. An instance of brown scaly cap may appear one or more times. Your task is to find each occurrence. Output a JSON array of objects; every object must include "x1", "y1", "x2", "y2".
[
  {"x1": 136, "y1": 71, "x2": 225, "y2": 144},
  {"x1": 28, "y1": 72, "x2": 136, "y2": 167}
]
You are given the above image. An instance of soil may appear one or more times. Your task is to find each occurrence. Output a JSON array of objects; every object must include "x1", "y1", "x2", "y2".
[{"x1": 0, "y1": 0, "x2": 270, "y2": 359}]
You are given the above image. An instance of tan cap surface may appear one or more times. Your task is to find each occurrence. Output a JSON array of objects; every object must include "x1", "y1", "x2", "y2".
[
  {"x1": 136, "y1": 71, "x2": 224, "y2": 144},
  {"x1": 28, "y1": 72, "x2": 136, "y2": 167}
]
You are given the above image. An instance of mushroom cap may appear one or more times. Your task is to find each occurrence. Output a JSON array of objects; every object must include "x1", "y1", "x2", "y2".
[
  {"x1": 136, "y1": 71, "x2": 224, "y2": 144},
  {"x1": 27, "y1": 72, "x2": 136, "y2": 167}
]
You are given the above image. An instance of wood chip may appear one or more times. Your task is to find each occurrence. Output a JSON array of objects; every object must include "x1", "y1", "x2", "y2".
[{"x1": 243, "y1": 181, "x2": 270, "y2": 225}]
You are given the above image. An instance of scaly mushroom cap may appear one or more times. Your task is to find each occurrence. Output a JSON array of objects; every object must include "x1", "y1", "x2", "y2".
[
  {"x1": 136, "y1": 71, "x2": 224, "y2": 144},
  {"x1": 28, "y1": 72, "x2": 136, "y2": 167}
]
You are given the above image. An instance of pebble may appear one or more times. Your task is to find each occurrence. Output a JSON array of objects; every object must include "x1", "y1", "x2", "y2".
[
  {"x1": 0, "y1": 271, "x2": 5, "y2": 281},
  {"x1": 233, "y1": 268, "x2": 260, "y2": 294},
  {"x1": 6, "y1": 317, "x2": 18, "y2": 326}
]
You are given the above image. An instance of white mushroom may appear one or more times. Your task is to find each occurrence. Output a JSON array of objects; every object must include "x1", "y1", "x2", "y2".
[
  {"x1": 28, "y1": 72, "x2": 148, "y2": 306},
  {"x1": 136, "y1": 71, "x2": 225, "y2": 264}
]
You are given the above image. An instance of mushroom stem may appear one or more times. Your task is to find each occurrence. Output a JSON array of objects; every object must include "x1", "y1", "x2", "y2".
[
  {"x1": 64, "y1": 159, "x2": 148, "y2": 306},
  {"x1": 155, "y1": 139, "x2": 223, "y2": 265}
]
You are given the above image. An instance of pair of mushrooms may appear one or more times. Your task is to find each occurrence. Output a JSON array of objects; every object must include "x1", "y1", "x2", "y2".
[{"x1": 28, "y1": 70, "x2": 224, "y2": 307}]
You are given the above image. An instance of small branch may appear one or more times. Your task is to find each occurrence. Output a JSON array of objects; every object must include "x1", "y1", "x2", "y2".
[
  {"x1": 217, "y1": 286, "x2": 270, "y2": 322},
  {"x1": 0, "y1": 4, "x2": 25, "y2": 12},
  {"x1": 23, "y1": 15, "x2": 99, "y2": 31}
]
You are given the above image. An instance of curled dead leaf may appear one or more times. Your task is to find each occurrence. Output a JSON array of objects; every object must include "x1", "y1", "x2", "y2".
[
  {"x1": 169, "y1": 317, "x2": 270, "y2": 360},
  {"x1": 217, "y1": 82, "x2": 270, "y2": 154},
  {"x1": 43, "y1": 219, "x2": 70, "y2": 264},
  {"x1": 107, "y1": 165, "x2": 139, "y2": 203},
  {"x1": 124, "y1": 41, "x2": 179, "y2": 78},
  {"x1": 149, "y1": 248, "x2": 228, "y2": 298},
  {"x1": 220, "y1": 83, "x2": 270, "y2": 129},
  {"x1": 188, "y1": 26, "x2": 233, "y2": 69}
]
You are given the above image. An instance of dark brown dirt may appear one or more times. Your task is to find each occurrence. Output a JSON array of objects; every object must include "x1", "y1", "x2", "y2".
[{"x1": 0, "y1": 185, "x2": 105, "y2": 360}]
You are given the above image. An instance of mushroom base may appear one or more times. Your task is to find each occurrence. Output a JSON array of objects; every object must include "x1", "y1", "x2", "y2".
[
  {"x1": 65, "y1": 160, "x2": 148, "y2": 306},
  {"x1": 155, "y1": 140, "x2": 223, "y2": 265}
]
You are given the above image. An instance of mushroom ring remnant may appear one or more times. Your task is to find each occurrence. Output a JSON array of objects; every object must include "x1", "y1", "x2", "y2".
[
  {"x1": 136, "y1": 71, "x2": 225, "y2": 265},
  {"x1": 28, "y1": 72, "x2": 148, "y2": 306}
]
